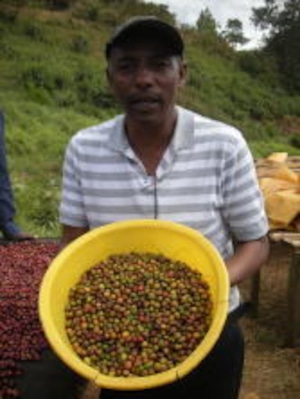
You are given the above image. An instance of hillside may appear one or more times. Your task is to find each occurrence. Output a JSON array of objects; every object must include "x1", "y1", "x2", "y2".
[{"x1": 0, "y1": 0, "x2": 299, "y2": 237}]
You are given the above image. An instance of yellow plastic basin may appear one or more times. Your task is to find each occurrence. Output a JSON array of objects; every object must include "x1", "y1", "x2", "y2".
[{"x1": 39, "y1": 219, "x2": 229, "y2": 390}]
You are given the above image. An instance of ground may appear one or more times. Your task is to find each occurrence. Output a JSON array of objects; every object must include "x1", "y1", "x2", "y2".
[
  {"x1": 81, "y1": 241, "x2": 300, "y2": 399},
  {"x1": 239, "y1": 242, "x2": 300, "y2": 399}
]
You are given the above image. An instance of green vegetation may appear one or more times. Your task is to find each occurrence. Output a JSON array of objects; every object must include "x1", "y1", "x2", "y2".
[
  {"x1": 252, "y1": 0, "x2": 300, "y2": 93},
  {"x1": 0, "y1": 0, "x2": 299, "y2": 237}
]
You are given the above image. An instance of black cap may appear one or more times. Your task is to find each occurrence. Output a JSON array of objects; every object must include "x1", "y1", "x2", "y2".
[{"x1": 105, "y1": 16, "x2": 184, "y2": 59}]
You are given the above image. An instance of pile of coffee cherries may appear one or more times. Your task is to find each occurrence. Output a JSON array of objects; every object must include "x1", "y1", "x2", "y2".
[
  {"x1": 65, "y1": 252, "x2": 213, "y2": 377},
  {"x1": 0, "y1": 240, "x2": 59, "y2": 398}
]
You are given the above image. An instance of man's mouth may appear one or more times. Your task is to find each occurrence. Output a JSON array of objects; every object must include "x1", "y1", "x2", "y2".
[{"x1": 129, "y1": 95, "x2": 160, "y2": 110}]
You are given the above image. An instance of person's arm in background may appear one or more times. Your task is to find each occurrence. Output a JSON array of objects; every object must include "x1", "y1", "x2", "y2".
[
  {"x1": 0, "y1": 111, "x2": 34, "y2": 240},
  {"x1": 60, "y1": 224, "x2": 89, "y2": 250},
  {"x1": 226, "y1": 236, "x2": 270, "y2": 286}
]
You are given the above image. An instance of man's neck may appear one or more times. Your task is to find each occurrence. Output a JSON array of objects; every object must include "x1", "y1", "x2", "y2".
[
  {"x1": 125, "y1": 107, "x2": 177, "y2": 145},
  {"x1": 125, "y1": 109, "x2": 178, "y2": 175}
]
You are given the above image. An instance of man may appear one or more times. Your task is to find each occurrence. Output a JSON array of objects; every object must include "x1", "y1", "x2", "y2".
[
  {"x1": 0, "y1": 111, "x2": 33, "y2": 241},
  {"x1": 59, "y1": 16, "x2": 269, "y2": 399}
]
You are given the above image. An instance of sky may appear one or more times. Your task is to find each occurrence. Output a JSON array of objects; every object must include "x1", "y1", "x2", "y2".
[{"x1": 143, "y1": 0, "x2": 267, "y2": 49}]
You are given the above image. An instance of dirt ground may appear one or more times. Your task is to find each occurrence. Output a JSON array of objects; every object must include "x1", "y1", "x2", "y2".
[
  {"x1": 239, "y1": 242, "x2": 300, "y2": 399},
  {"x1": 81, "y1": 241, "x2": 300, "y2": 399}
]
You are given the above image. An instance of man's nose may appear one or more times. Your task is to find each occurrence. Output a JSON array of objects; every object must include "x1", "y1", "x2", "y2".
[{"x1": 134, "y1": 65, "x2": 154, "y2": 86}]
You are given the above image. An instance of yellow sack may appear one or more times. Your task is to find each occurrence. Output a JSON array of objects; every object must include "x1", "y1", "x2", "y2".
[
  {"x1": 257, "y1": 162, "x2": 298, "y2": 183},
  {"x1": 259, "y1": 177, "x2": 298, "y2": 197},
  {"x1": 266, "y1": 152, "x2": 288, "y2": 163},
  {"x1": 273, "y1": 164, "x2": 299, "y2": 183},
  {"x1": 256, "y1": 153, "x2": 300, "y2": 231},
  {"x1": 265, "y1": 191, "x2": 300, "y2": 230}
]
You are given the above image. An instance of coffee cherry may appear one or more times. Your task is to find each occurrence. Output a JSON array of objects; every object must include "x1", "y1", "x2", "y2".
[
  {"x1": 66, "y1": 252, "x2": 213, "y2": 377},
  {"x1": 0, "y1": 241, "x2": 59, "y2": 398}
]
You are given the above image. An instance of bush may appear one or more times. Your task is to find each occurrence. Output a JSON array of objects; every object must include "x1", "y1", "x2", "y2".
[
  {"x1": 70, "y1": 33, "x2": 90, "y2": 53},
  {"x1": 85, "y1": 2, "x2": 99, "y2": 21},
  {"x1": 21, "y1": 60, "x2": 72, "y2": 92},
  {"x1": 24, "y1": 83, "x2": 55, "y2": 106},
  {"x1": 21, "y1": 20, "x2": 46, "y2": 41},
  {"x1": 72, "y1": 0, "x2": 100, "y2": 22},
  {"x1": 238, "y1": 50, "x2": 280, "y2": 88},
  {"x1": 45, "y1": 0, "x2": 74, "y2": 10},
  {"x1": 0, "y1": 42, "x2": 19, "y2": 60},
  {"x1": 289, "y1": 135, "x2": 300, "y2": 149},
  {"x1": 54, "y1": 89, "x2": 78, "y2": 107},
  {"x1": 14, "y1": 177, "x2": 60, "y2": 236},
  {"x1": 0, "y1": 7, "x2": 17, "y2": 23},
  {"x1": 74, "y1": 64, "x2": 115, "y2": 109}
]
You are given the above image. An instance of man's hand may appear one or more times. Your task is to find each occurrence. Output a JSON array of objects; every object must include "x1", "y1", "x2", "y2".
[
  {"x1": 60, "y1": 225, "x2": 89, "y2": 250},
  {"x1": 226, "y1": 236, "x2": 270, "y2": 286}
]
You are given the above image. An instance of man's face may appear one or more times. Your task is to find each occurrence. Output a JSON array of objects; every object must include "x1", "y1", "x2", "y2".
[{"x1": 107, "y1": 39, "x2": 186, "y2": 125}]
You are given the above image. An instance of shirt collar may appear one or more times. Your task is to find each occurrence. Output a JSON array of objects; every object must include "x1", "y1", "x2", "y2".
[{"x1": 106, "y1": 106, "x2": 195, "y2": 153}]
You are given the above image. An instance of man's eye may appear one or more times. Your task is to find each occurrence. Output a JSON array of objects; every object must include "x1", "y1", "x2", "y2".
[
  {"x1": 153, "y1": 62, "x2": 166, "y2": 69},
  {"x1": 116, "y1": 63, "x2": 133, "y2": 72},
  {"x1": 152, "y1": 58, "x2": 172, "y2": 69}
]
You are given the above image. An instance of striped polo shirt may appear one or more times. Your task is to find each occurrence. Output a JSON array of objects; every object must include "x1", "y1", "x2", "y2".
[{"x1": 59, "y1": 106, "x2": 268, "y2": 310}]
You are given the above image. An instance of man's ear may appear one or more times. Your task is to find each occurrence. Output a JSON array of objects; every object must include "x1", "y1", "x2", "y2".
[
  {"x1": 105, "y1": 68, "x2": 115, "y2": 98},
  {"x1": 178, "y1": 60, "x2": 187, "y2": 88},
  {"x1": 106, "y1": 67, "x2": 111, "y2": 84}
]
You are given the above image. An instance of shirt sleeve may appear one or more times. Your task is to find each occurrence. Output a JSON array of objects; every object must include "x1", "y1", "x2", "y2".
[
  {"x1": 59, "y1": 137, "x2": 89, "y2": 228},
  {"x1": 221, "y1": 134, "x2": 269, "y2": 242}
]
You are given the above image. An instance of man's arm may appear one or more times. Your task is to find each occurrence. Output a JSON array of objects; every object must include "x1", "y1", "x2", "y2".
[
  {"x1": 225, "y1": 236, "x2": 270, "y2": 286},
  {"x1": 60, "y1": 224, "x2": 89, "y2": 250}
]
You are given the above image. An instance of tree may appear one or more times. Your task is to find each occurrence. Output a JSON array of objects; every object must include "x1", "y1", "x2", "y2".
[
  {"x1": 222, "y1": 18, "x2": 249, "y2": 48},
  {"x1": 251, "y1": 0, "x2": 300, "y2": 92},
  {"x1": 251, "y1": 0, "x2": 280, "y2": 30},
  {"x1": 196, "y1": 7, "x2": 217, "y2": 35}
]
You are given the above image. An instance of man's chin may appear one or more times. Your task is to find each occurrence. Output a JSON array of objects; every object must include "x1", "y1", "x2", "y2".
[
  {"x1": 128, "y1": 111, "x2": 162, "y2": 125},
  {"x1": 127, "y1": 107, "x2": 162, "y2": 122}
]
